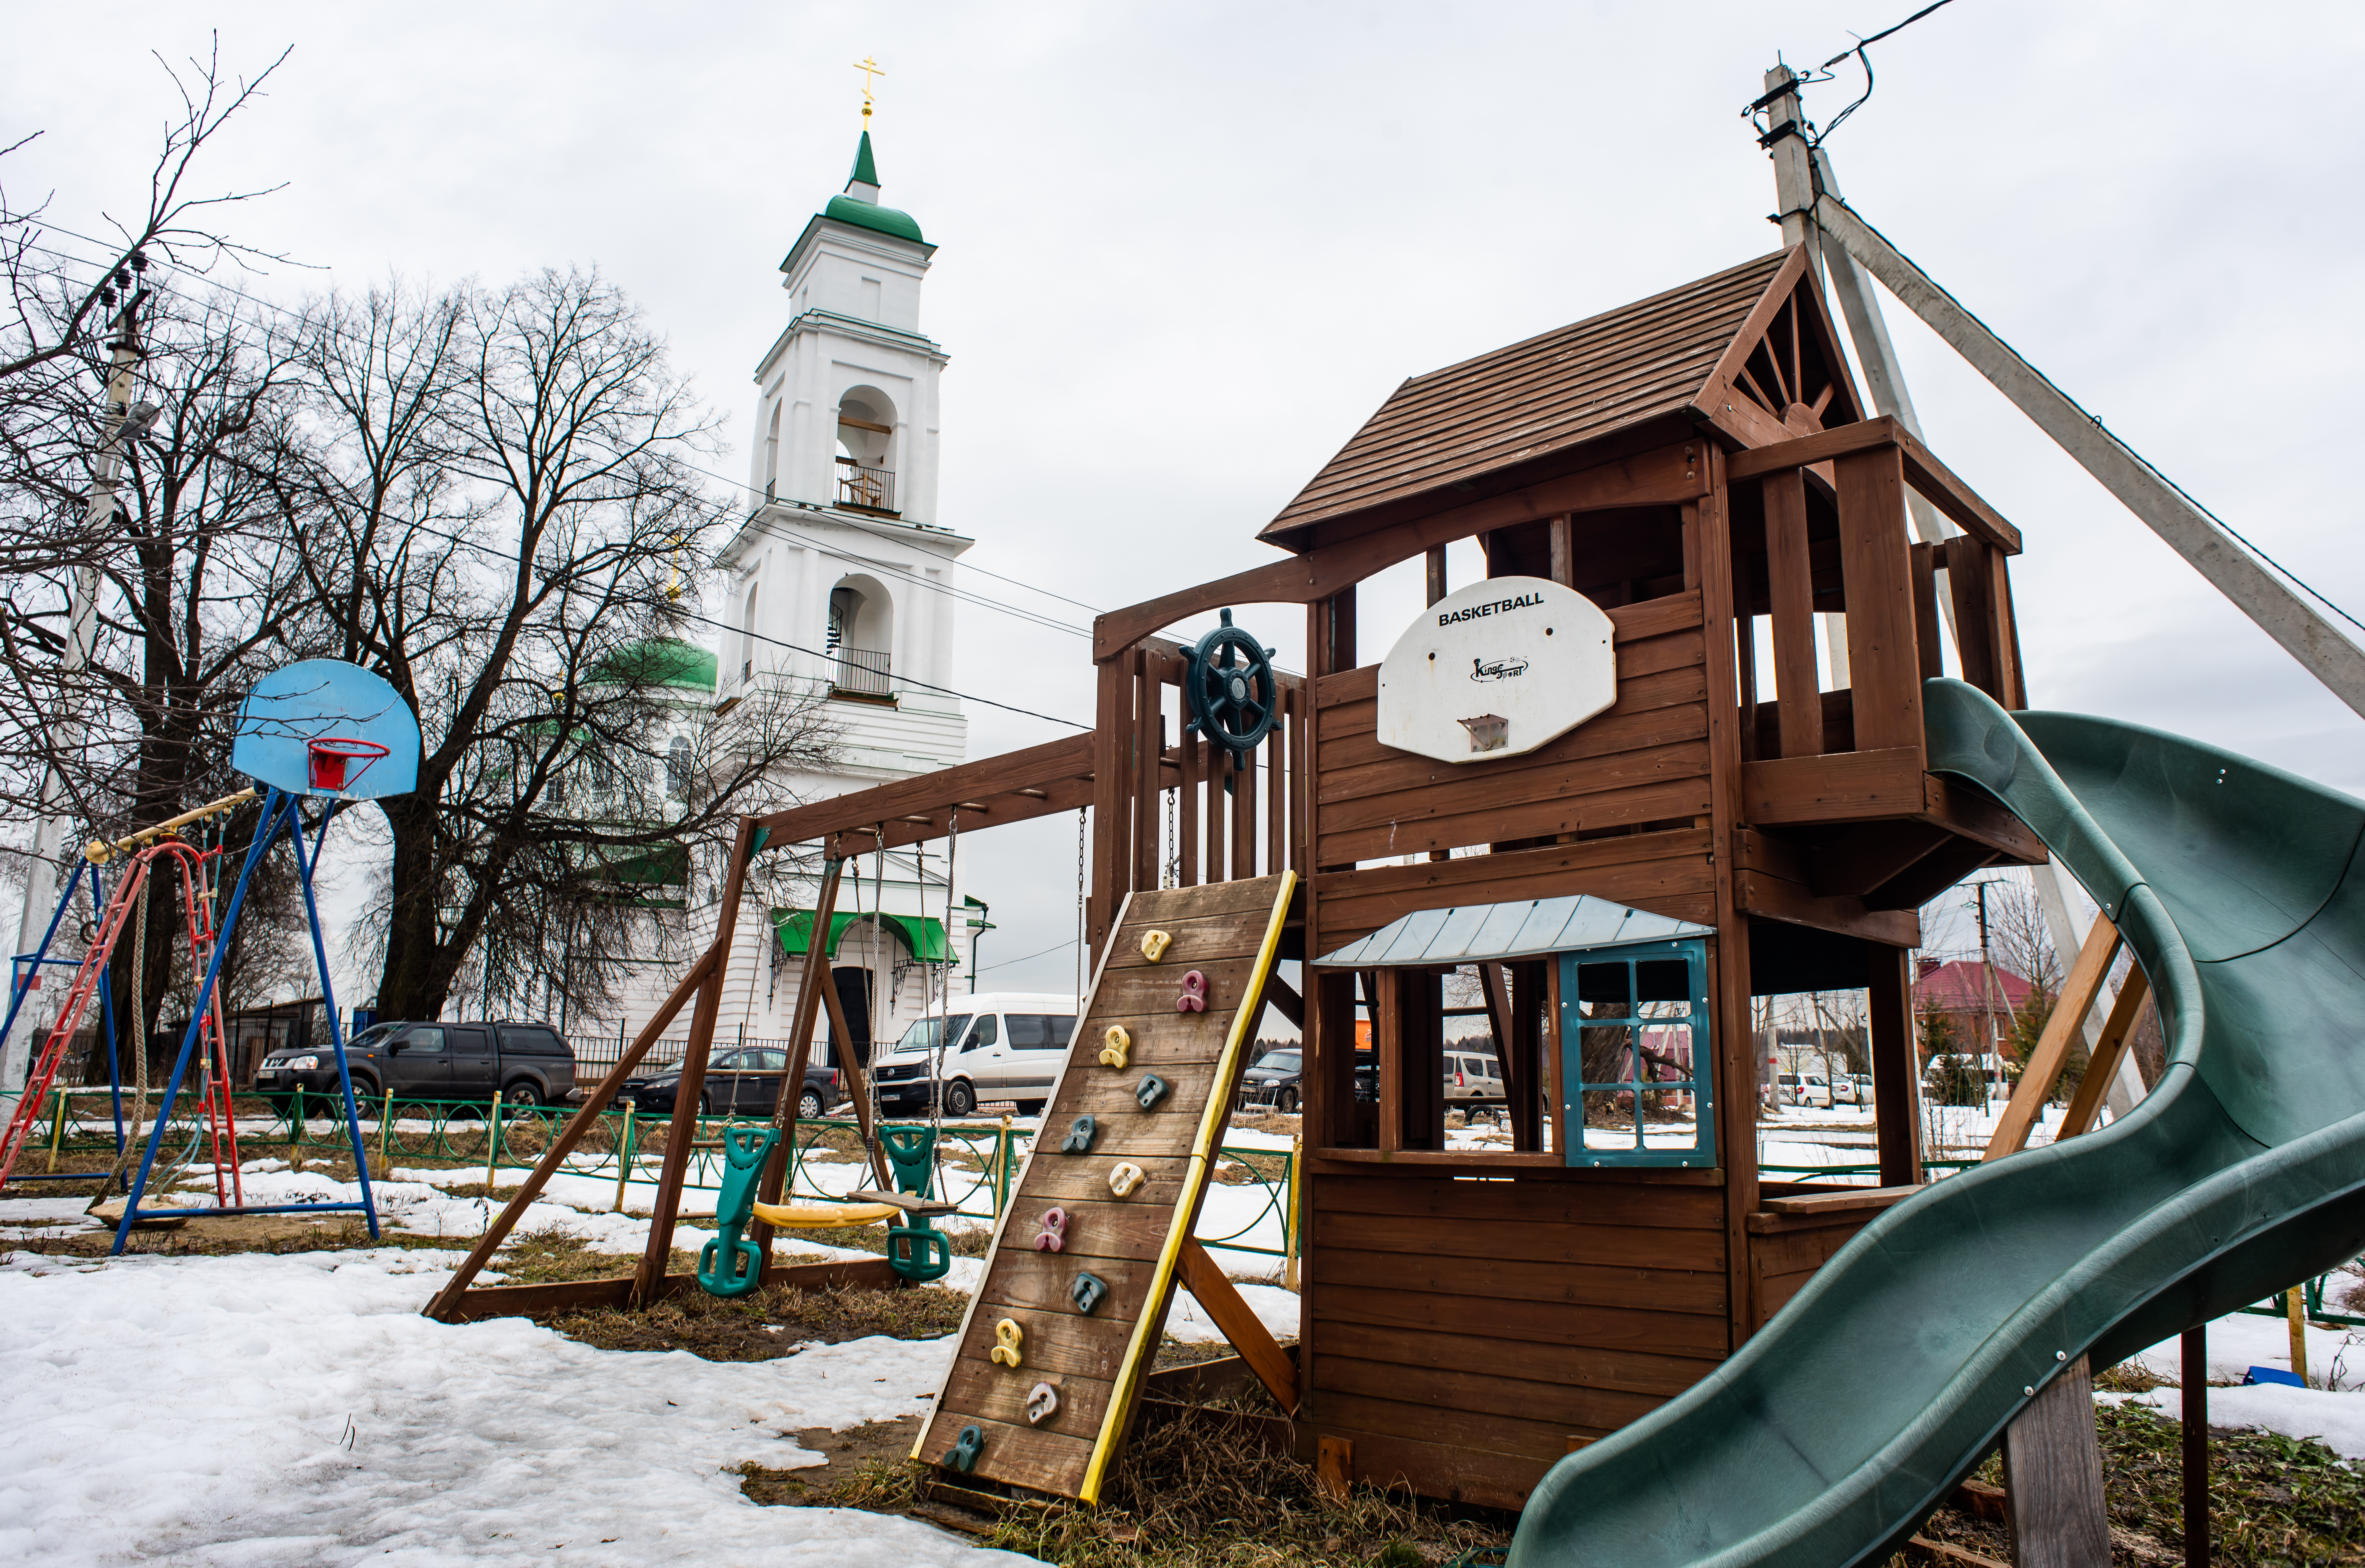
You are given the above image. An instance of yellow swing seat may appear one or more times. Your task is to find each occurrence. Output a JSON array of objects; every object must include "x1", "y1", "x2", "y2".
[{"x1": 751, "y1": 1199, "x2": 902, "y2": 1229}]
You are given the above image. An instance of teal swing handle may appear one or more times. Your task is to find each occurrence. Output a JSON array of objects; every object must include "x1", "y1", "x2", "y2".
[{"x1": 696, "y1": 1123, "x2": 780, "y2": 1299}]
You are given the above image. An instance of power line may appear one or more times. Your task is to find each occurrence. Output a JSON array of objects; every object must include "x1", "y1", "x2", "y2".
[
  {"x1": 975, "y1": 935, "x2": 1076, "y2": 974},
  {"x1": 23, "y1": 225, "x2": 1110, "y2": 633},
  {"x1": 1820, "y1": 0, "x2": 1961, "y2": 70}
]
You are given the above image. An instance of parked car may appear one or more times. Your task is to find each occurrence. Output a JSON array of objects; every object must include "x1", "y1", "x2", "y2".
[
  {"x1": 871, "y1": 993, "x2": 1078, "y2": 1118},
  {"x1": 1830, "y1": 1074, "x2": 1860, "y2": 1106},
  {"x1": 617, "y1": 1048, "x2": 845, "y2": 1119},
  {"x1": 255, "y1": 1019, "x2": 575, "y2": 1110},
  {"x1": 1775, "y1": 1071, "x2": 1833, "y2": 1109},
  {"x1": 1240, "y1": 1048, "x2": 1304, "y2": 1113},
  {"x1": 1445, "y1": 1050, "x2": 1504, "y2": 1102}
]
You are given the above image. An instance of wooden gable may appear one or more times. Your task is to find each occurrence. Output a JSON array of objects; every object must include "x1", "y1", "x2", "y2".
[{"x1": 1260, "y1": 245, "x2": 1864, "y2": 552}]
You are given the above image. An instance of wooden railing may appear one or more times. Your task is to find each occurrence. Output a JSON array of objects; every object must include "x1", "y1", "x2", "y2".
[
  {"x1": 1088, "y1": 639, "x2": 1304, "y2": 955},
  {"x1": 1726, "y1": 417, "x2": 2023, "y2": 768}
]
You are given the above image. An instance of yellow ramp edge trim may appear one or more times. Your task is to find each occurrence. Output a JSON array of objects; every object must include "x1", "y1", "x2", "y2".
[{"x1": 1080, "y1": 869, "x2": 1296, "y2": 1503}]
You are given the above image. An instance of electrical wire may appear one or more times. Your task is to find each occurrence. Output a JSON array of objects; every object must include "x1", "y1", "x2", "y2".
[
  {"x1": 974, "y1": 935, "x2": 1075, "y2": 974},
  {"x1": 20, "y1": 226, "x2": 1109, "y2": 634}
]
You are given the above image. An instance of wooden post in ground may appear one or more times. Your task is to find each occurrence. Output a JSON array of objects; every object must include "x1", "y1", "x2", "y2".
[
  {"x1": 1867, "y1": 944, "x2": 1923, "y2": 1186},
  {"x1": 817, "y1": 943, "x2": 894, "y2": 1192},
  {"x1": 752, "y1": 856, "x2": 845, "y2": 1273},
  {"x1": 1999, "y1": 1354, "x2": 2111, "y2": 1568},
  {"x1": 2182, "y1": 1325, "x2": 2208, "y2": 1568},
  {"x1": 632, "y1": 819, "x2": 757, "y2": 1305}
]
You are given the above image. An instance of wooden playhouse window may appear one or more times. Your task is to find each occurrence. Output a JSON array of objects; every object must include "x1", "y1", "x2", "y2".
[{"x1": 1561, "y1": 937, "x2": 1716, "y2": 1168}]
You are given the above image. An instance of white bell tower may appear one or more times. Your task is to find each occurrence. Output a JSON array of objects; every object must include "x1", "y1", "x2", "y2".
[{"x1": 718, "y1": 126, "x2": 969, "y2": 784}]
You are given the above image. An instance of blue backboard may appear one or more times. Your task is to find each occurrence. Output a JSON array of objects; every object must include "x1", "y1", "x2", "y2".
[{"x1": 232, "y1": 660, "x2": 421, "y2": 800}]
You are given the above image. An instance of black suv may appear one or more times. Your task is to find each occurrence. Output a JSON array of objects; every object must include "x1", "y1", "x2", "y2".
[
  {"x1": 1239, "y1": 1048, "x2": 1304, "y2": 1113},
  {"x1": 254, "y1": 1020, "x2": 576, "y2": 1110},
  {"x1": 618, "y1": 1048, "x2": 847, "y2": 1120}
]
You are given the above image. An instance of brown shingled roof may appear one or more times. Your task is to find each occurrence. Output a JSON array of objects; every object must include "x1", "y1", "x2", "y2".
[{"x1": 1260, "y1": 249, "x2": 1806, "y2": 548}]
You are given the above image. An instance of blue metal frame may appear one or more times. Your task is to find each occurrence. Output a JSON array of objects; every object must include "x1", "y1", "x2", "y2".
[
  {"x1": 111, "y1": 789, "x2": 379, "y2": 1249},
  {"x1": 1557, "y1": 936, "x2": 1715, "y2": 1169}
]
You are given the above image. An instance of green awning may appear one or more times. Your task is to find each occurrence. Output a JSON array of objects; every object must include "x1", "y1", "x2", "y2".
[{"x1": 771, "y1": 908, "x2": 950, "y2": 963}]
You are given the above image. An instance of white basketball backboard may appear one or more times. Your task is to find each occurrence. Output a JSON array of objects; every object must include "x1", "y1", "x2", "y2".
[{"x1": 1375, "y1": 575, "x2": 1617, "y2": 765}]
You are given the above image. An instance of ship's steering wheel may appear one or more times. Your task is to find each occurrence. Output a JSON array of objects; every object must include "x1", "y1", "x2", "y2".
[{"x1": 1182, "y1": 609, "x2": 1278, "y2": 768}]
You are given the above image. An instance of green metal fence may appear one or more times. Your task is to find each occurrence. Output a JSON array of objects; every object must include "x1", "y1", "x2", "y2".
[{"x1": 38, "y1": 1089, "x2": 1303, "y2": 1271}]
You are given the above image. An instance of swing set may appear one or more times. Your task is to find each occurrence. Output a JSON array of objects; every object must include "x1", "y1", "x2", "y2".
[{"x1": 0, "y1": 659, "x2": 421, "y2": 1252}]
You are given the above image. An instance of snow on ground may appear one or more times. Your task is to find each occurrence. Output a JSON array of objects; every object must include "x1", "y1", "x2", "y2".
[{"x1": 0, "y1": 1248, "x2": 1041, "y2": 1567}]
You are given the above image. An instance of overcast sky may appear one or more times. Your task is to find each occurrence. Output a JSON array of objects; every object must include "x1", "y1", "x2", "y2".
[{"x1": 8, "y1": 2, "x2": 2363, "y2": 999}]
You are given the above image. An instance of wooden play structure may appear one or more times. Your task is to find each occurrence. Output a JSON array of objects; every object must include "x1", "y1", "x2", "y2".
[{"x1": 431, "y1": 237, "x2": 2066, "y2": 1510}]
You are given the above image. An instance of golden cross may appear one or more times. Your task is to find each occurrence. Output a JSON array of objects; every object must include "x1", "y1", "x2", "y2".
[{"x1": 853, "y1": 56, "x2": 886, "y2": 123}]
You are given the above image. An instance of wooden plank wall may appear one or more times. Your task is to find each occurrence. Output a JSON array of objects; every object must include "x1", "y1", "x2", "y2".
[
  {"x1": 1745, "y1": 1207, "x2": 1886, "y2": 1329},
  {"x1": 1305, "y1": 1171, "x2": 1728, "y2": 1510},
  {"x1": 1307, "y1": 590, "x2": 1714, "y2": 950}
]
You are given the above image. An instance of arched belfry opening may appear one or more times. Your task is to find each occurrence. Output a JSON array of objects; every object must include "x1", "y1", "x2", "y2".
[
  {"x1": 835, "y1": 388, "x2": 897, "y2": 514},
  {"x1": 825, "y1": 573, "x2": 895, "y2": 701}
]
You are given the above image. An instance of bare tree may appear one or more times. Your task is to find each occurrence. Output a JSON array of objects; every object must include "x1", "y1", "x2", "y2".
[{"x1": 291, "y1": 270, "x2": 837, "y2": 1023}]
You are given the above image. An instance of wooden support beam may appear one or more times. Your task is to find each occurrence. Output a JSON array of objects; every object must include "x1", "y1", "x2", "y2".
[
  {"x1": 420, "y1": 941, "x2": 720, "y2": 1321},
  {"x1": 1867, "y1": 943, "x2": 1923, "y2": 1187},
  {"x1": 2057, "y1": 961, "x2": 2151, "y2": 1139},
  {"x1": 635, "y1": 819, "x2": 757, "y2": 1304},
  {"x1": 1763, "y1": 470, "x2": 1824, "y2": 757},
  {"x1": 1261, "y1": 972, "x2": 1304, "y2": 1029},
  {"x1": 1722, "y1": 414, "x2": 2022, "y2": 557},
  {"x1": 2000, "y1": 1354, "x2": 2112, "y2": 1568},
  {"x1": 1175, "y1": 1237, "x2": 1298, "y2": 1415},
  {"x1": 1986, "y1": 915, "x2": 2120, "y2": 1160},
  {"x1": 753, "y1": 856, "x2": 845, "y2": 1271},
  {"x1": 1093, "y1": 445, "x2": 1705, "y2": 659}
]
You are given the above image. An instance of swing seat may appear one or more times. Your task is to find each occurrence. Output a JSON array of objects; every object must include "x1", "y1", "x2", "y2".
[
  {"x1": 888, "y1": 1219, "x2": 953, "y2": 1283},
  {"x1": 750, "y1": 1199, "x2": 903, "y2": 1229},
  {"x1": 695, "y1": 1124, "x2": 781, "y2": 1300}
]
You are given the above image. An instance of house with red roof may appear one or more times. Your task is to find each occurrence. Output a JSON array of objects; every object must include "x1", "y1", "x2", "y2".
[{"x1": 1913, "y1": 958, "x2": 2035, "y2": 1061}]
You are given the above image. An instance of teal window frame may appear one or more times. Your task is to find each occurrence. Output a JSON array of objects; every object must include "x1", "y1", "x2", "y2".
[{"x1": 1557, "y1": 937, "x2": 1715, "y2": 1169}]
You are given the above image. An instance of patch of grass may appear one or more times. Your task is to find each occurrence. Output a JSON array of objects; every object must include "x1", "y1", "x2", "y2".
[
  {"x1": 548, "y1": 1282, "x2": 967, "y2": 1360},
  {"x1": 491, "y1": 1229, "x2": 689, "y2": 1285},
  {"x1": 970, "y1": 1412, "x2": 1512, "y2": 1568},
  {"x1": 0, "y1": 1216, "x2": 472, "y2": 1262},
  {"x1": 1883, "y1": 1400, "x2": 2365, "y2": 1567}
]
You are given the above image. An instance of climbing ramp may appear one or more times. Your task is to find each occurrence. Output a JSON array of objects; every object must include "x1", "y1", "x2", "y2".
[
  {"x1": 1507, "y1": 679, "x2": 2365, "y2": 1567},
  {"x1": 915, "y1": 871, "x2": 1296, "y2": 1502}
]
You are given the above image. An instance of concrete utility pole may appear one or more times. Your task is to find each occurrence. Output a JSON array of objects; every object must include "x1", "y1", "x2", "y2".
[
  {"x1": 3, "y1": 269, "x2": 147, "y2": 1106},
  {"x1": 1758, "y1": 66, "x2": 2147, "y2": 1119}
]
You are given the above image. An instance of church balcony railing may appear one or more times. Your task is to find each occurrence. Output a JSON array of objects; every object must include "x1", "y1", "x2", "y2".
[
  {"x1": 835, "y1": 456, "x2": 897, "y2": 514},
  {"x1": 831, "y1": 646, "x2": 894, "y2": 702}
]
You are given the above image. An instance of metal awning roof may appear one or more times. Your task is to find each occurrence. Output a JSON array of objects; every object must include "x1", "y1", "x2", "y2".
[{"x1": 1311, "y1": 895, "x2": 1712, "y2": 969}]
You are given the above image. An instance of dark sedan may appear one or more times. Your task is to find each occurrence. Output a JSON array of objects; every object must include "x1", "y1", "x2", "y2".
[{"x1": 618, "y1": 1048, "x2": 845, "y2": 1119}]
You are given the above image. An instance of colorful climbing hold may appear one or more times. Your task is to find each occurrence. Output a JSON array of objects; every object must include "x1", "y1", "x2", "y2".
[
  {"x1": 1026, "y1": 1380, "x2": 1061, "y2": 1424},
  {"x1": 1061, "y1": 1115, "x2": 1098, "y2": 1155},
  {"x1": 1033, "y1": 1206, "x2": 1068, "y2": 1252},
  {"x1": 1071, "y1": 1271, "x2": 1108, "y2": 1314},
  {"x1": 1136, "y1": 1073, "x2": 1171, "y2": 1110},
  {"x1": 991, "y1": 1317, "x2": 1025, "y2": 1368},
  {"x1": 947, "y1": 1425, "x2": 984, "y2": 1473},
  {"x1": 1100, "y1": 1025, "x2": 1132, "y2": 1069},
  {"x1": 1108, "y1": 1161, "x2": 1146, "y2": 1197},
  {"x1": 1140, "y1": 929, "x2": 1173, "y2": 962},
  {"x1": 1177, "y1": 970, "x2": 1209, "y2": 1013}
]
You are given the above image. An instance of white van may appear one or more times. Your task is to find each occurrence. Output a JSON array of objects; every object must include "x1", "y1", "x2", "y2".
[{"x1": 871, "y1": 992, "x2": 1078, "y2": 1119}]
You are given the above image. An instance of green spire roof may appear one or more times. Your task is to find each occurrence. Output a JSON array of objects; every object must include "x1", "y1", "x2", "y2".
[{"x1": 820, "y1": 129, "x2": 924, "y2": 244}]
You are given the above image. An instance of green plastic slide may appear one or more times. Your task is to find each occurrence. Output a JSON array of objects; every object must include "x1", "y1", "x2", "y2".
[{"x1": 1508, "y1": 678, "x2": 2365, "y2": 1567}]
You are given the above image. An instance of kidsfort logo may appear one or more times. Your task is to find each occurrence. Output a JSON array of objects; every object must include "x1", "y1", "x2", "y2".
[
  {"x1": 1470, "y1": 656, "x2": 1530, "y2": 682},
  {"x1": 1437, "y1": 591, "x2": 1543, "y2": 627}
]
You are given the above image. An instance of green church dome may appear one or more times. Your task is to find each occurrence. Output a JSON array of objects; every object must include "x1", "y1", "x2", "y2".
[{"x1": 824, "y1": 192, "x2": 924, "y2": 243}]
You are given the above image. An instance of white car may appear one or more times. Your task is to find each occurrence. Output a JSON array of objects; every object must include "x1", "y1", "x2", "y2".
[
  {"x1": 871, "y1": 991, "x2": 1077, "y2": 1118},
  {"x1": 1776, "y1": 1072, "x2": 1833, "y2": 1109},
  {"x1": 1831, "y1": 1075, "x2": 1860, "y2": 1106},
  {"x1": 1445, "y1": 1050, "x2": 1504, "y2": 1102}
]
